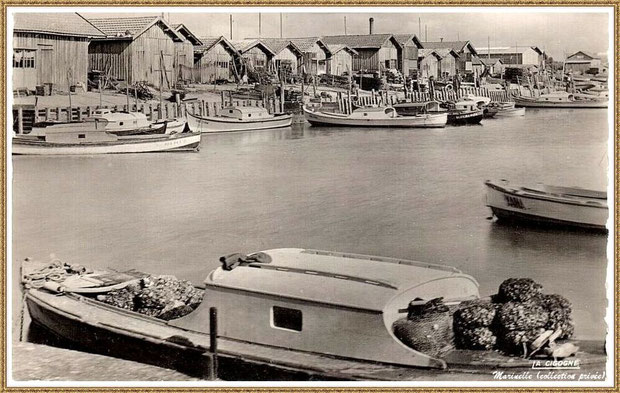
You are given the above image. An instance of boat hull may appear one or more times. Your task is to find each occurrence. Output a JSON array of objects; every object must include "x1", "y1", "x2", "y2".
[
  {"x1": 447, "y1": 110, "x2": 483, "y2": 125},
  {"x1": 12, "y1": 133, "x2": 201, "y2": 155},
  {"x1": 494, "y1": 107, "x2": 526, "y2": 117},
  {"x1": 187, "y1": 112, "x2": 292, "y2": 133},
  {"x1": 304, "y1": 109, "x2": 447, "y2": 128},
  {"x1": 514, "y1": 98, "x2": 607, "y2": 109},
  {"x1": 485, "y1": 181, "x2": 608, "y2": 231}
]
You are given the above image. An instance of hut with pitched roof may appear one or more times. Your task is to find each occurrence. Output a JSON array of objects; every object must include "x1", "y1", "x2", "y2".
[
  {"x1": 12, "y1": 12, "x2": 105, "y2": 92},
  {"x1": 233, "y1": 39, "x2": 276, "y2": 72},
  {"x1": 259, "y1": 38, "x2": 303, "y2": 77},
  {"x1": 173, "y1": 24, "x2": 202, "y2": 83},
  {"x1": 417, "y1": 49, "x2": 442, "y2": 80},
  {"x1": 193, "y1": 36, "x2": 240, "y2": 83},
  {"x1": 392, "y1": 34, "x2": 423, "y2": 77},
  {"x1": 476, "y1": 46, "x2": 544, "y2": 68},
  {"x1": 86, "y1": 16, "x2": 184, "y2": 88},
  {"x1": 563, "y1": 51, "x2": 602, "y2": 74},
  {"x1": 322, "y1": 34, "x2": 403, "y2": 75},
  {"x1": 421, "y1": 40, "x2": 479, "y2": 73},
  {"x1": 326, "y1": 45, "x2": 357, "y2": 76},
  {"x1": 289, "y1": 37, "x2": 332, "y2": 76}
]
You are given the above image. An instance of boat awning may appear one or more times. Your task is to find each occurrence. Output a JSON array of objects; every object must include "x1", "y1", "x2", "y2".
[{"x1": 206, "y1": 248, "x2": 478, "y2": 312}]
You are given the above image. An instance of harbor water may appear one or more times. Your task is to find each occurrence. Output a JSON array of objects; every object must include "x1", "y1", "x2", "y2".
[{"x1": 12, "y1": 108, "x2": 610, "y2": 342}]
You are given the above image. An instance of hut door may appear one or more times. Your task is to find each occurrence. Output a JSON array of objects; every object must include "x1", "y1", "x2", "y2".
[
  {"x1": 37, "y1": 45, "x2": 54, "y2": 85},
  {"x1": 12, "y1": 49, "x2": 37, "y2": 90}
]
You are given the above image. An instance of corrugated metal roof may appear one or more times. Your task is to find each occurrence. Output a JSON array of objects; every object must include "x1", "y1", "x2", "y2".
[
  {"x1": 322, "y1": 34, "x2": 400, "y2": 49},
  {"x1": 207, "y1": 248, "x2": 476, "y2": 311},
  {"x1": 87, "y1": 16, "x2": 183, "y2": 41},
  {"x1": 13, "y1": 12, "x2": 105, "y2": 38}
]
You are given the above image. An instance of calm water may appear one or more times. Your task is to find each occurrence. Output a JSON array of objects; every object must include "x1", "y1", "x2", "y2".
[{"x1": 12, "y1": 108, "x2": 610, "y2": 340}]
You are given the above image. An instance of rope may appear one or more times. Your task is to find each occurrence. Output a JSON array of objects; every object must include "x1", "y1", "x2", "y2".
[{"x1": 22, "y1": 259, "x2": 75, "y2": 289}]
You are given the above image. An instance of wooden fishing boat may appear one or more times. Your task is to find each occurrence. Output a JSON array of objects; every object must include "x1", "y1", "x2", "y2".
[
  {"x1": 485, "y1": 179, "x2": 608, "y2": 231},
  {"x1": 12, "y1": 120, "x2": 201, "y2": 155},
  {"x1": 304, "y1": 105, "x2": 447, "y2": 128},
  {"x1": 187, "y1": 106, "x2": 292, "y2": 133},
  {"x1": 514, "y1": 92, "x2": 607, "y2": 109},
  {"x1": 442, "y1": 101, "x2": 484, "y2": 125},
  {"x1": 22, "y1": 249, "x2": 606, "y2": 380}
]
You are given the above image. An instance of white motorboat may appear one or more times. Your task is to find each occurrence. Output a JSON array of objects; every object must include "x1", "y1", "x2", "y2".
[
  {"x1": 514, "y1": 92, "x2": 607, "y2": 109},
  {"x1": 484, "y1": 179, "x2": 608, "y2": 231},
  {"x1": 187, "y1": 106, "x2": 292, "y2": 133},
  {"x1": 304, "y1": 105, "x2": 447, "y2": 128},
  {"x1": 12, "y1": 119, "x2": 201, "y2": 155}
]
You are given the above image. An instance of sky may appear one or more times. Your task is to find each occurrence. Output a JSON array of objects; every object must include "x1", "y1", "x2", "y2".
[{"x1": 82, "y1": 9, "x2": 610, "y2": 60}]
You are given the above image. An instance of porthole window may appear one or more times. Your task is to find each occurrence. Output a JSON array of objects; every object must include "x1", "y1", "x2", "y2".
[{"x1": 271, "y1": 306, "x2": 302, "y2": 332}]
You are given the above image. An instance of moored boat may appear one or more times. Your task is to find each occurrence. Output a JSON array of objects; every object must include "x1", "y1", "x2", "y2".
[
  {"x1": 442, "y1": 101, "x2": 484, "y2": 125},
  {"x1": 187, "y1": 106, "x2": 292, "y2": 133},
  {"x1": 484, "y1": 179, "x2": 608, "y2": 231},
  {"x1": 12, "y1": 120, "x2": 201, "y2": 155},
  {"x1": 22, "y1": 248, "x2": 606, "y2": 380},
  {"x1": 304, "y1": 105, "x2": 447, "y2": 128},
  {"x1": 514, "y1": 92, "x2": 607, "y2": 109}
]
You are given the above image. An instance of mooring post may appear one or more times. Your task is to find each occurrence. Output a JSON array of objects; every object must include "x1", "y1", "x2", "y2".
[
  {"x1": 209, "y1": 307, "x2": 218, "y2": 380},
  {"x1": 17, "y1": 107, "x2": 23, "y2": 134}
]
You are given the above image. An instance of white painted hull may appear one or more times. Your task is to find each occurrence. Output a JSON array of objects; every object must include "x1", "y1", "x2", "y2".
[
  {"x1": 304, "y1": 108, "x2": 447, "y2": 128},
  {"x1": 187, "y1": 112, "x2": 292, "y2": 133},
  {"x1": 514, "y1": 97, "x2": 607, "y2": 109},
  {"x1": 12, "y1": 133, "x2": 202, "y2": 155},
  {"x1": 485, "y1": 180, "x2": 608, "y2": 230}
]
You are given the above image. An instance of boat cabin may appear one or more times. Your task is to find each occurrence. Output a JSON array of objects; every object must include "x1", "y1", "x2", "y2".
[
  {"x1": 394, "y1": 101, "x2": 443, "y2": 115},
  {"x1": 36, "y1": 119, "x2": 118, "y2": 143},
  {"x1": 350, "y1": 106, "x2": 400, "y2": 119},
  {"x1": 219, "y1": 106, "x2": 272, "y2": 120},
  {"x1": 90, "y1": 109, "x2": 150, "y2": 131},
  {"x1": 170, "y1": 248, "x2": 480, "y2": 368}
]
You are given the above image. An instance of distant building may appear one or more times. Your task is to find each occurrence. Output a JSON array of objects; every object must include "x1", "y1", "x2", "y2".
[
  {"x1": 480, "y1": 57, "x2": 504, "y2": 75},
  {"x1": 564, "y1": 51, "x2": 602, "y2": 74},
  {"x1": 392, "y1": 34, "x2": 423, "y2": 77},
  {"x1": 476, "y1": 46, "x2": 544, "y2": 68},
  {"x1": 322, "y1": 34, "x2": 403, "y2": 75},
  {"x1": 421, "y1": 40, "x2": 479, "y2": 73},
  {"x1": 12, "y1": 12, "x2": 105, "y2": 92},
  {"x1": 173, "y1": 24, "x2": 203, "y2": 83},
  {"x1": 326, "y1": 44, "x2": 357, "y2": 76},
  {"x1": 87, "y1": 16, "x2": 185, "y2": 88},
  {"x1": 289, "y1": 37, "x2": 332, "y2": 76},
  {"x1": 194, "y1": 36, "x2": 239, "y2": 83},
  {"x1": 259, "y1": 38, "x2": 304, "y2": 76}
]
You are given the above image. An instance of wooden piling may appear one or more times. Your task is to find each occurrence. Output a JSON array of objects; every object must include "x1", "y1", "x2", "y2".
[
  {"x1": 209, "y1": 307, "x2": 218, "y2": 380},
  {"x1": 17, "y1": 107, "x2": 23, "y2": 134}
]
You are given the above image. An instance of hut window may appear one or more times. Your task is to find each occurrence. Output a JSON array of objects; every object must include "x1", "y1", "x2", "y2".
[
  {"x1": 13, "y1": 49, "x2": 35, "y2": 69},
  {"x1": 271, "y1": 306, "x2": 302, "y2": 332},
  {"x1": 78, "y1": 134, "x2": 86, "y2": 139}
]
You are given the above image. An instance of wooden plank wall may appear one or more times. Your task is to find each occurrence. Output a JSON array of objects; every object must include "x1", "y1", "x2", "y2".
[
  {"x1": 195, "y1": 43, "x2": 233, "y2": 83},
  {"x1": 132, "y1": 23, "x2": 177, "y2": 86},
  {"x1": 14, "y1": 33, "x2": 90, "y2": 91},
  {"x1": 88, "y1": 40, "x2": 131, "y2": 82}
]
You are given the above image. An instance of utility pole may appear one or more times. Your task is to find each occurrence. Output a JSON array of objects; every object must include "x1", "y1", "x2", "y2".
[
  {"x1": 425, "y1": 25, "x2": 427, "y2": 41},
  {"x1": 418, "y1": 17, "x2": 421, "y2": 37},
  {"x1": 258, "y1": 13, "x2": 261, "y2": 37},
  {"x1": 280, "y1": 13, "x2": 283, "y2": 38},
  {"x1": 344, "y1": 16, "x2": 347, "y2": 35},
  {"x1": 230, "y1": 14, "x2": 233, "y2": 40},
  {"x1": 487, "y1": 36, "x2": 490, "y2": 60}
]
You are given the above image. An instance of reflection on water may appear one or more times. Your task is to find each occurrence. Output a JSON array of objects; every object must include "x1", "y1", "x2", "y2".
[{"x1": 12, "y1": 108, "x2": 610, "y2": 340}]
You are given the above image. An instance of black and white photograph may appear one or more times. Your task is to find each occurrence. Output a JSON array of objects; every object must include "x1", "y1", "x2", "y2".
[{"x1": 5, "y1": 5, "x2": 616, "y2": 387}]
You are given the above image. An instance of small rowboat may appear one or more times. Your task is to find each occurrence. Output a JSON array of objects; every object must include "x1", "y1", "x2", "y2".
[
  {"x1": 22, "y1": 249, "x2": 606, "y2": 380},
  {"x1": 12, "y1": 120, "x2": 201, "y2": 155},
  {"x1": 304, "y1": 105, "x2": 447, "y2": 128},
  {"x1": 187, "y1": 106, "x2": 292, "y2": 133},
  {"x1": 484, "y1": 179, "x2": 608, "y2": 231}
]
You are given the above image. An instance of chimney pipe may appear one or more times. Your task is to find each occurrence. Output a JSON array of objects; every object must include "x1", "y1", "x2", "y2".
[
  {"x1": 369, "y1": 18, "x2": 374, "y2": 35},
  {"x1": 440, "y1": 37, "x2": 443, "y2": 42}
]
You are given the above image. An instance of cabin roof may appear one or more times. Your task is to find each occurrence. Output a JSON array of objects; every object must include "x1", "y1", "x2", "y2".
[
  {"x1": 13, "y1": 12, "x2": 106, "y2": 38},
  {"x1": 224, "y1": 106, "x2": 269, "y2": 114},
  {"x1": 87, "y1": 16, "x2": 184, "y2": 42},
  {"x1": 258, "y1": 38, "x2": 304, "y2": 57},
  {"x1": 327, "y1": 44, "x2": 358, "y2": 56},
  {"x1": 173, "y1": 23, "x2": 203, "y2": 46},
  {"x1": 477, "y1": 46, "x2": 542, "y2": 56},
  {"x1": 418, "y1": 49, "x2": 441, "y2": 60},
  {"x1": 207, "y1": 248, "x2": 475, "y2": 312},
  {"x1": 232, "y1": 39, "x2": 277, "y2": 56},
  {"x1": 196, "y1": 36, "x2": 239, "y2": 56},
  {"x1": 322, "y1": 34, "x2": 402, "y2": 49},
  {"x1": 289, "y1": 37, "x2": 332, "y2": 56},
  {"x1": 422, "y1": 40, "x2": 477, "y2": 55},
  {"x1": 392, "y1": 34, "x2": 423, "y2": 49}
]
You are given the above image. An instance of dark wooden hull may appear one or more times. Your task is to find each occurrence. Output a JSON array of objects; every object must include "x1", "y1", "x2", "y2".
[
  {"x1": 490, "y1": 207, "x2": 608, "y2": 232},
  {"x1": 447, "y1": 110, "x2": 483, "y2": 125}
]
